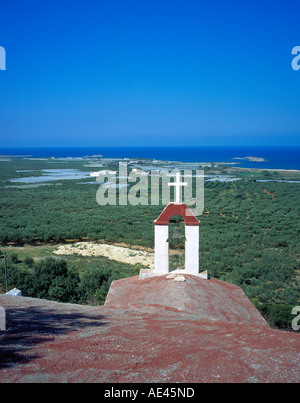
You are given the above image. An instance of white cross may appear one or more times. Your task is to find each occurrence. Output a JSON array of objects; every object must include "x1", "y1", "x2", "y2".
[{"x1": 168, "y1": 172, "x2": 187, "y2": 204}]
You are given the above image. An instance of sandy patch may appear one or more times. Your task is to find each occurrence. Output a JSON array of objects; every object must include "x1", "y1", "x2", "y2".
[{"x1": 54, "y1": 242, "x2": 154, "y2": 269}]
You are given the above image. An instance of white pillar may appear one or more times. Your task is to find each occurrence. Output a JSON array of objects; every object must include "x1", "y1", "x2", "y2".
[
  {"x1": 154, "y1": 225, "x2": 169, "y2": 274},
  {"x1": 185, "y1": 225, "x2": 199, "y2": 275}
]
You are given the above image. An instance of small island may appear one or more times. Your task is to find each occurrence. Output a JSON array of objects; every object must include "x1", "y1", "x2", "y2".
[{"x1": 233, "y1": 156, "x2": 267, "y2": 162}]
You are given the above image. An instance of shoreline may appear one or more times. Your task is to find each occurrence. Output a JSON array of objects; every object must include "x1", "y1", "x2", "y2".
[
  {"x1": 0, "y1": 155, "x2": 32, "y2": 158},
  {"x1": 229, "y1": 166, "x2": 300, "y2": 172},
  {"x1": 1, "y1": 152, "x2": 300, "y2": 176},
  {"x1": 1, "y1": 154, "x2": 300, "y2": 172},
  {"x1": 1, "y1": 145, "x2": 299, "y2": 170}
]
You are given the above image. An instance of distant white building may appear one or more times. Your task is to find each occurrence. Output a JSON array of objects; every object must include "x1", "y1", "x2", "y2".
[
  {"x1": 90, "y1": 170, "x2": 117, "y2": 177},
  {"x1": 130, "y1": 168, "x2": 148, "y2": 176}
]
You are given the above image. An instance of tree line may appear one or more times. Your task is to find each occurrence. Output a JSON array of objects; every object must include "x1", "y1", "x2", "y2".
[{"x1": 0, "y1": 252, "x2": 142, "y2": 305}]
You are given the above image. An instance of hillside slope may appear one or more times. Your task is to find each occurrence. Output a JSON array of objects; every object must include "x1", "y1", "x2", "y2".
[{"x1": 0, "y1": 275, "x2": 299, "y2": 383}]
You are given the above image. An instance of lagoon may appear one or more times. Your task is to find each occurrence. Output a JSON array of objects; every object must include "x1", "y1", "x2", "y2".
[{"x1": 10, "y1": 169, "x2": 91, "y2": 184}]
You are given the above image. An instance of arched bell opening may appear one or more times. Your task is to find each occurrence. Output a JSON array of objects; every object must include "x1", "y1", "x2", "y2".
[
  {"x1": 153, "y1": 203, "x2": 200, "y2": 276},
  {"x1": 168, "y1": 215, "x2": 185, "y2": 272}
]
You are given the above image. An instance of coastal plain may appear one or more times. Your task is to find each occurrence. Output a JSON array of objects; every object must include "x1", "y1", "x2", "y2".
[{"x1": 0, "y1": 155, "x2": 299, "y2": 329}]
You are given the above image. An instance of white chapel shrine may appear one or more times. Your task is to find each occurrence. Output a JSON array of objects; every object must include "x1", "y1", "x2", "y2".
[{"x1": 139, "y1": 172, "x2": 208, "y2": 280}]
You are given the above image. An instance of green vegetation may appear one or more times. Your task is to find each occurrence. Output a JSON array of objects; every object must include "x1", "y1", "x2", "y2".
[
  {"x1": 251, "y1": 298, "x2": 296, "y2": 330},
  {"x1": 0, "y1": 158, "x2": 299, "y2": 330},
  {"x1": 0, "y1": 252, "x2": 142, "y2": 305}
]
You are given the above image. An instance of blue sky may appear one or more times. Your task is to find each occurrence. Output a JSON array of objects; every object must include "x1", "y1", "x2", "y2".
[{"x1": 0, "y1": 0, "x2": 300, "y2": 147}]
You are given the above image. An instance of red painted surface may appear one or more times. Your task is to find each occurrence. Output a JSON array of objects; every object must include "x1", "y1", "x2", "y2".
[
  {"x1": 154, "y1": 203, "x2": 200, "y2": 226},
  {"x1": 0, "y1": 275, "x2": 299, "y2": 383}
]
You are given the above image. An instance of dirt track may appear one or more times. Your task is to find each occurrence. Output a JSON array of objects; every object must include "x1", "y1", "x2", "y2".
[{"x1": 54, "y1": 242, "x2": 155, "y2": 268}]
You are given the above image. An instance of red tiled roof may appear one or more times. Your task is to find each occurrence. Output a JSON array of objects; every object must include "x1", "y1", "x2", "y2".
[{"x1": 154, "y1": 203, "x2": 200, "y2": 226}]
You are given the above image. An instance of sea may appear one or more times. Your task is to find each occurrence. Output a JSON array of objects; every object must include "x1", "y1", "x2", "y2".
[{"x1": 0, "y1": 146, "x2": 300, "y2": 170}]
